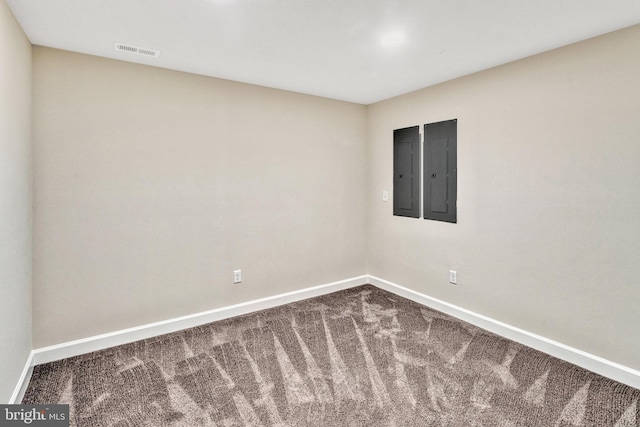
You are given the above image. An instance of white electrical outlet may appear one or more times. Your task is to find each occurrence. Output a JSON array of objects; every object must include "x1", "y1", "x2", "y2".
[
  {"x1": 233, "y1": 270, "x2": 242, "y2": 284},
  {"x1": 449, "y1": 270, "x2": 457, "y2": 284},
  {"x1": 382, "y1": 191, "x2": 389, "y2": 202}
]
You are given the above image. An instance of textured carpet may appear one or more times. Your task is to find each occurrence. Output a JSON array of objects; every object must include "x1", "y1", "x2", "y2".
[{"x1": 23, "y1": 284, "x2": 639, "y2": 426}]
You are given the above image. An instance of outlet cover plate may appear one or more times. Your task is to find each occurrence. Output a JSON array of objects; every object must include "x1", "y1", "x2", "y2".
[{"x1": 449, "y1": 270, "x2": 457, "y2": 284}]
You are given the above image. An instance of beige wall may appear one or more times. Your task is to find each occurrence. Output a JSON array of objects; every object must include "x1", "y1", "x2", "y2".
[
  {"x1": 0, "y1": 0, "x2": 32, "y2": 402},
  {"x1": 33, "y1": 48, "x2": 368, "y2": 347},
  {"x1": 367, "y1": 25, "x2": 640, "y2": 370}
]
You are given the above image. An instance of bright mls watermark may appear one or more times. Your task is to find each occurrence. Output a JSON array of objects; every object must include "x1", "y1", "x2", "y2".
[{"x1": 0, "y1": 405, "x2": 69, "y2": 426}]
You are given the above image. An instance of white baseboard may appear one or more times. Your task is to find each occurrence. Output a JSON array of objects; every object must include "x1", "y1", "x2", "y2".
[
  {"x1": 368, "y1": 275, "x2": 640, "y2": 390},
  {"x1": 21, "y1": 274, "x2": 640, "y2": 396},
  {"x1": 31, "y1": 275, "x2": 368, "y2": 366},
  {"x1": 9, "y1": 351, "x2": 33, "y2": 404}
]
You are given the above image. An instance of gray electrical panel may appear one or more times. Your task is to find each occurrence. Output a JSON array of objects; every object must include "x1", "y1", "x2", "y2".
[
  {"x1": 393, "y1": 126, "x2": 420, "y2": 218},
  {"x1": 423, "y1": 119, "x2": 457, "y2": 223}
]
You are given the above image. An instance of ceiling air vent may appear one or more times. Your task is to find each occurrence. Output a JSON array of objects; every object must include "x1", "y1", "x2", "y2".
[{"x1": 114, "y1": 42, "x2": 160, "y2": 58}]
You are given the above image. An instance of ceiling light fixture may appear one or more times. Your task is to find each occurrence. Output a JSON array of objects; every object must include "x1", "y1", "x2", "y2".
[{"x1": 380, "y1": 31, "x2": 406, "y2": 48}]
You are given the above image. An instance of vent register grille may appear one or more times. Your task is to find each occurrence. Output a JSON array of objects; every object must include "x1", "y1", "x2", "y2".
[{"x1": 114, "y1": 42, "x2": 160, "y2": 58}]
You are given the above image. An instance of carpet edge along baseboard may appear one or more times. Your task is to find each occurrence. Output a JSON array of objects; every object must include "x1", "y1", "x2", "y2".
[{"x1": 13, "y1": 273, "x2": 639, "y2": 405}]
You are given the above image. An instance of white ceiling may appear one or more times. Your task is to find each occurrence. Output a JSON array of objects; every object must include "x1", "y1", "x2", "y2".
[{"x1": 6, "y1": 0, "x2": 640, "y2": 104}]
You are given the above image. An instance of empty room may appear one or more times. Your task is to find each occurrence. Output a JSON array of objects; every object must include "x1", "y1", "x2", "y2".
[{"x1": 1, "y1": 0, "x2": 640, "y2": 425}]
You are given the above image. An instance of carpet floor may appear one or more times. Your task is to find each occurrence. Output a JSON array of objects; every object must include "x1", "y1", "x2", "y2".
[{"x1": 23, "y1": 284, "x2": 639, "y2": 426}]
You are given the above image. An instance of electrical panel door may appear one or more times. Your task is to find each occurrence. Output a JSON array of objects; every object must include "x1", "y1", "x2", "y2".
[
  {"x1": 393, "y1": 126, "x2": 420, "y2": 218},
  {"x1": 423, "y1": 119, "x2": 457, "y2": 223}
]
